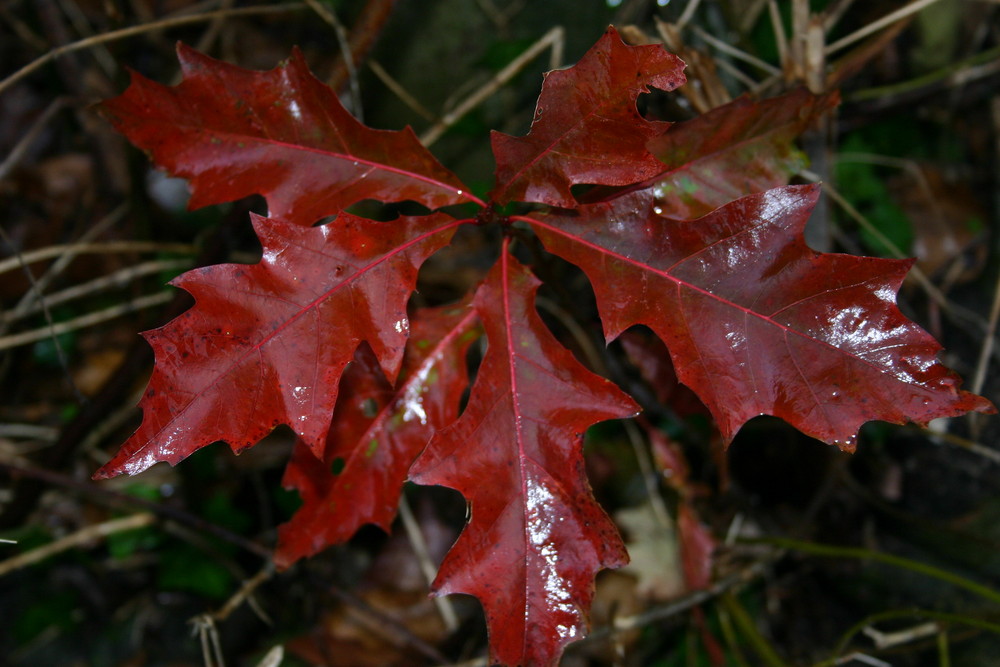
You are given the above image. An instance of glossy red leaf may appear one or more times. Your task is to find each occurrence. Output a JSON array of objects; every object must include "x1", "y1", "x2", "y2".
[
  {"x1": 641, "y1": 88, "x2": 838, "y2": 218},
  {"x1": 408, "y1": 248, "x2": 639, "y2": 667},
  {"x1": 95, "y1": 31, "x2": 994, "y2": 666},
  {"x1": 94, "y1": 211, "x2": 459, "y2": 479},
  {"x1": 100, "y1": 44, "x2": 472, "y2": 222},
  {"x1": 490, "y1": 26, "x2": 686, "y2": 207},
  {"x1": 526, "y1": 185, "x2": 994, "y2": 448},
  {"x1": 275, "y1": 303, "x2": 480, "y2": 569}
]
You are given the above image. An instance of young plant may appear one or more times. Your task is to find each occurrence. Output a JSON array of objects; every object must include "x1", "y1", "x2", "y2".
[{"x1": 94, "y1": 27, "x2": 993, "y2": 666}]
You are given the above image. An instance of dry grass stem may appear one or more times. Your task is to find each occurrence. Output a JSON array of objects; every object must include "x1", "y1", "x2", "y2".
[
  {"x1": 419, "y1": 25, "x2": 564, "y2": 147},
  {"x1": 55, "y1": 0, "x2": 118, "y2": 78},
  {"x1": 675, "y1": 0, "x2": 704, "y2": 31},
  {"x1": 207, "y1": 563, "x2": 275, "y2": 624},
  {"x1": 862, "y1": 621, "x2": 939, "y2": 650},
  {"x1": 0, "y1": 424, "x2": 60, "y2": 441},
  {"x1": 822, "y1": 0, "x2": 860, "y2": 32},
  {"x1": 397, "y1": 494, "x2": 459, "y2": 631},
  {"x1": 622, "y1": 419, "x2": 674, "y2": 533},
  {"x1": 714, "y1": 55, "x2": 764, "y2": 90},
  {"x1": 6, "y1": 259, "x2": 190, "y2": 324},
  {"x1": 0, "y1": 512, "x2": 156, "y2": 577},
  {"x1": 825, "y1": 0, "x2": 942, "y2": 56},
  {"x1": 304, "y1": 0, "x2": 363, "y2": 121},
  {"x1": 767, "y1": 0, "x2": 790, "y2": 69},
  {"x1": 0, "y1": 3, "x2": 307, "y2": 96},
  {"x1": 691, "y1": 25, "x2": 780, "y2": 75},
  {"x1": 799, "y1": 169, "x2": 952, "y2": 311},
  {"x1": 0, "y1": 290, "x2": 173, "y2": 352},
  {"x1": 4, "y1": 205, "x2": 129, "y2": 332},
  {"x1": 0, "y1": 98, "x2": 69, "y2": 183},
  {"x1": 0, "y1": 241, "x2": 195, "y2": 277},
  {"x1": 369, "y1": 59, "x2": 436, "y2": 121},
  {"x1": 970, "y1": 270, "x2": 1000, "y2": 398}
]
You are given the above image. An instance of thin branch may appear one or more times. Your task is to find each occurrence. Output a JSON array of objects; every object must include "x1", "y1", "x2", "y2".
[
  {"x1": 622, "y1": 420, "x2": 674, "y2": 532},
  {"x1": 203, "y1": 562, "x2": 275, "y2": 623},
  {"x1": 0, "y1": 97, "x2": 70, "y2": 183},
  {"x1": 54, "y1": 0, "x2": 118, "y2": 78},
  {"x1": 675, "y1": 0, "x2": 704, "y2": 31},
  {"x1": 326, "y1": 584, "x2": 451, "y2": 664},
  {"x1": 915, "y1": 426, "x2": 1000, "y2": 464},
  {"x1": 972, "y1": 98, "x2": 1000, "y2": 399},
  {"x1": 822, "y1": 0, "x2": 860, "y2": 33},
  {"x1": 0, "y1": 290, "x2": 173, "y2": 352},
  {"x1": 420, "y1": 25, "x2": 564, "y2": 147},
  {"x1": 798, "y1": 169, "x2": 951, "y2": 311},
  {"x1": 0, "y1": 513, "x2": 156, "y2": 577},
  {"x1": 691, "y1": 25, "x2": 781, "y2": 75},
  {"x1": 714, "y1": 55, "x2": 764, "y2": 91},
  {"x1": 2, "y1": 205, "x2": 129, "y2": 334},
  {"x1": 847, "y1": 45, "x2": 1000, "y2": 103},
  {"x1": 304, "y1": 0, "x2": 364, "y2": 122},
  {"x1": 397, "y1": 495, "x2": 459, "y2": 631},
  {"x1": 969, "y1": 268, "x2": 1000, "y2": 420},
  {"x1": 0, "y1": 3, "x2": 307, "y2": 96},
  {"x1": 368, "y1": 59, "x2": 435, "y2": 121},
  {"x1": 825, "y1": 0, "x2": 941, "y2": 56},
  {"x1": 325, "y1": 0, "x2": 398, "y2": 93},
  {"x1": 0, "y1": 220, "x2": 82, "y2": 401},
  {"x1": 0, "y1": 241, "x2": 194, "y2": 276},
  {"x1": 193, "y1": 0, "x2": 235, "y2": 55},
  {"x1": 0, "y1": 423, "x2": 60, "y2": 440},
  {"x1": 4, "y1": 258, "x2": 191, "y2": 324},
  {"x1": 767, "y1": 0, "x2": 789, "y2": 70},
  {"x1": 0, "y1": 461, "x2": 273, "y2": 559}
]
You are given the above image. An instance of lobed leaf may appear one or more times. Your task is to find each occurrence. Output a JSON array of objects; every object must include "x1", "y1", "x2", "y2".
[
  {"x1": 641, "y1": 88, "x2": 839, "y2": 218},
  {"x1": 94, "y1": 211, "x2": 459, "y2": 479},
  {"x1": 100, "y1": 44, "x2": 472, "y2": 223},
  {"x1": 490, "y1": 26, "x2": 686, "y2": 207},
  {"x1": 526, "y1": 185, "x2": 994, "y2": 447},
  {"x1": 275, "y1": 303, "x2": 480, "y2": 568},
  {"x1": 409, "y1": 248, "x2": 639, "y2": 666},
  {"x1": 96, "y1": 31, "x2": 994, "y2": 667}
]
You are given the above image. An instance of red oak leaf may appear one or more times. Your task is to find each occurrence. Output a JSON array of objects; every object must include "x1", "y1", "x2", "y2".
[
  {"x1": 490, "y1": 26, "x2": 686, "y2": 207},
  {"x1": 408, "y1": 246, "x2": 639, "y2": 667},
  {"x1": 99, "y1": 44, "x2": 473, "y2": 223},
  {"x1": 96, "y1": 28, "x2": 993, "y2": 667},
  {"x1": 642, "y1": 88, "x2": 838, "y2": 218},
  {"x1": 525, "y1": 185, "x2": 994, "y2": 448},
  {"x1": 583, "y1": 88, "x2": 837, "y2": 217},
  {"x1": 94, "y1": 211, "x2": 459, "y2": 478},
  {"x1": 275, "y1": 302, "x2": 480, "y2": 568}
]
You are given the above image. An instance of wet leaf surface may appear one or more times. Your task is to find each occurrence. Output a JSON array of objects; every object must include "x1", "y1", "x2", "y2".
[
  {"x1": 409, "y1": 248, "x2": 638, "y2": 666},
  {"x1": 101, "y1": 45, "x2": 471, "y2": 223},
  {"x1": 92, "y1": 25, "x2": 993, "y2": 666},
  {"x1": 275, "y1": 303, "x2": 479, "y2": 568}
]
